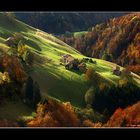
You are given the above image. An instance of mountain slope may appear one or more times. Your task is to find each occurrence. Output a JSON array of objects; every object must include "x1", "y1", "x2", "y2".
[
  {"x1": 60, "y1": 13, "x2": 140, "y2": 75},
  {"x1": 0, "y1": 12, "x2": 140, "y2": 111}
]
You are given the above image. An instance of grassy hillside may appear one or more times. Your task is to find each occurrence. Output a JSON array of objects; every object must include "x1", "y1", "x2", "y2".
[
  {"x1": 0, "y1": 12, "x2": 140, "y2": 113},
  {"x1": 73, "y1": 31, "x2": 88, "y2": 37}
]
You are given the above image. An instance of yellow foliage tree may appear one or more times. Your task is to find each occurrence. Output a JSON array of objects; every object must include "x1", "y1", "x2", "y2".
[
  {"x1": 17, "y1": 40, "x2": 28, "y2": 62},
  {"x1": 0, "y1": 71, "x2": 10, "y2": 84}
]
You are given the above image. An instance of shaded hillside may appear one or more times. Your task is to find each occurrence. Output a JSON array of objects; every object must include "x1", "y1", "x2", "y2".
[
  {"x1": 15, "y1": 12, "x2": 128, "y2": 35},
  {"x1": 60, "y1": 13, "x2": 140, "y2": 75}
]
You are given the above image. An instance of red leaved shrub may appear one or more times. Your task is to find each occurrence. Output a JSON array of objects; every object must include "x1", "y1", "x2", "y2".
[{"x1": 107, "y1": 101, "x2": 140, "y2": 127}]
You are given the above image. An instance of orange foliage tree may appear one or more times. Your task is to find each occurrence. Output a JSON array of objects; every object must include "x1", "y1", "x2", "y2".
[
  {"x1": 1, "y1": 55, "x2": 27, "y2": 82},
  {"x1": 127, "y1": 65, "x2": 140, "y2": 75},
  {"x1": 107, "y1": 101, "x2": 140, "y2": 127},
  {"x1": 27, "y1": 99, "x2": 80, "y2": 127}
]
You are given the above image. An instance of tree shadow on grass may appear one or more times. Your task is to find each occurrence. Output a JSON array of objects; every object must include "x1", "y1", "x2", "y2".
[{"x1": 66, "y1": 69, "x2": 83, "y2": 76}]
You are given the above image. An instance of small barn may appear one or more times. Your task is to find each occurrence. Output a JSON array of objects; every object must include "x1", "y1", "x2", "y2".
[
  {"x1": 61, "y1": 54, "x2": 75, "y2": 64},
  {"x1": 61, "y1": 54, "x2": 87, "y2": 72},
  {"x1": 5, "y1": 37, "x2": 16, "y2": 47},
  {"x1": 65, "y1": 58, "x2": 79, "y2": 70},
  {"x1": 113, "y1": 65, "x2": 121, "y2": 76},
  {"x1": 78, "y1": 62, "x2": 87, "y2": 73}
]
